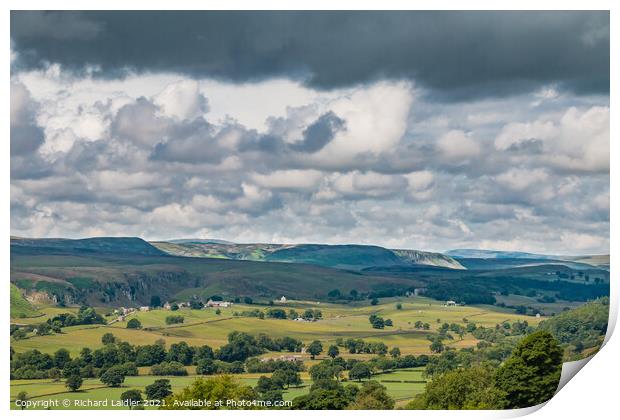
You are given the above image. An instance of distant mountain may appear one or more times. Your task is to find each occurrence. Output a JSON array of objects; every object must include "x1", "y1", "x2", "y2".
[
  {"x1": 445, "y1": 248, "x2": 609, "y2": 269},
  {"x1": 10, "y1": 237, "x2": 609, "y2": 308},
  {"x1": 562, "y1": 255, "x2": 609, "y2": 269},
  {"x1": 455, "y1": 257, "x2": 603, "y2": 271},
  {"x1": 152, "y1": 241, "x2": 464, "y2": 270},
  {"x1": 445, "y1": 249, "x2": 554, "y2": 260},
  {"x1": 11, "y1": 237, "x2": 166, "y2": 256},
  {"x1": 168, "y1": 238, "x2": 235, "y2": 245}
]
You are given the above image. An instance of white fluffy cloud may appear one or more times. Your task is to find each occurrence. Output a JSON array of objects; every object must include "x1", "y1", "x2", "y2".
[
  {"x1": 9, "y1": 65, "x2": 610, "y2": 254},
  {"x1": 312, "y1": 81, "x2": 414, "y2": 165},
  {"x1": 154, "y1": 79, "x2": 208, "y2": 120},
  {"x1": 495, "y1": 106, "x2": 609, "y2": 172},
  {"x1": 437, "y1": 130, "x2": 481, "y2": 160}
]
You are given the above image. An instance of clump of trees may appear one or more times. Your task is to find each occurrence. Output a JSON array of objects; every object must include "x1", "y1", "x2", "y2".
[
  {"x1": 245, "y1": 358, "x2": 304, "y2": 373},
  {"x1": 369, "y1": 314, "x2": 392, "y2": 329},
  {"x1": 11, "y1": 305, "x2": 105, "y2": 338},
  {"x1": 292, "y1": 369, "x2": 393, "y2": 409},
  {"x1": 254, "y1": 368, "x2": 303, "y2": 402},
  {"x1": 231, "y1": 307, "x2": 322, "y2": 321},
  {"x1": 126, "y1": 318, "x2": 142, "y2": 329},
  {"x1": 337, "y1": 338, "x2": 389, "y2": 355},
  {"x1": 10, "y1": 330, "x2": 305, "y2": 382}
]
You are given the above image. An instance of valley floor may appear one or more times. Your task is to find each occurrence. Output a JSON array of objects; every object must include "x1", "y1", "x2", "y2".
[
  {"x1": 10, "y1": 296, "x2": 546, "y2": 410},
  {"x1": 10, "y1": 296, "x2": 544, "y2": 356}
]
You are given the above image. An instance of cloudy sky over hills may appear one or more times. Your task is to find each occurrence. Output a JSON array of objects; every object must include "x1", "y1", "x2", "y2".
[{"x1": 10, "y1": 11, "x2": 609, "y2": 254}]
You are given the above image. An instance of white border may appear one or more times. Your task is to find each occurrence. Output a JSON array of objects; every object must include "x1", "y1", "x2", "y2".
[{"x1": 3, "y1": 2, "x2": 616, "y2": 420}]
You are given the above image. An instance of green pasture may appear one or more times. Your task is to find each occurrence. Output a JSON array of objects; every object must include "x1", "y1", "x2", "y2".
[
  {"x1": 10, "y1": 368, "x2": 426, "y2": 410},
  {"x1": 11, "y1": 296, "x2": 543, "y2": 356},
  {"x1": 10, "y1": 284, "x2": 41, "y2": 319}
]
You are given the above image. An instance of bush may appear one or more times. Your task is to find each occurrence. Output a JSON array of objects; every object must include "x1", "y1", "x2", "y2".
[
  {"x1": 266, "y1": 308, "x2": 287, "y2": 319},
  {"x1": 150, "y1": 361, "x2": 188, "y2": 376},
  {"x1": 145, "y1": 379, "x2": 172, "y2": 400},
  {"x1": 165, "y1": 315, "x2": 185, "y2": 325},
  {"x1": 100, "y1": 366, "x2": 126, "y2": 387},
  {"x1": 126, "y1": 318, "x2": 142, "y2": 329},
  {"x1": 65, "y1": 375, "x2": 83, "y2": 392}
]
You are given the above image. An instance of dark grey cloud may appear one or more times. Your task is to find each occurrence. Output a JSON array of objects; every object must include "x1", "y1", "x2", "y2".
[
  {"x1": 291, "y1": 111, "x2": 345, "y2": 153},
  {"x1": 10, "y1": 82, "x2": 44, "y2": 156},
  {"x1": 10, "y1": 11, "x2": 609, "y2": 99},
  {"x1": 150, "y1": 119, "x2": 223, "y2": 164},
  {"x1": 506, "y1": 139, "x2": 544, "y2": 154},
  {"x1": 11, "y1": 125, "x2": 44, "y2": 156},
  {"x1": 11, "y1": 11, "x2": 103, "y2": 40}
]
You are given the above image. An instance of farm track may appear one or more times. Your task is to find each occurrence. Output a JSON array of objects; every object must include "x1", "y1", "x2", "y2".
[{"x1": 147, "y1": 316, "x2": 234, "y2": 331}]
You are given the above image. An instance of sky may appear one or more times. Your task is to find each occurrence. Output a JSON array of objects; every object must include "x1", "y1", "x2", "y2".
[{"x1": 9, "y1": 11, "x2": 610, "y2": 254}]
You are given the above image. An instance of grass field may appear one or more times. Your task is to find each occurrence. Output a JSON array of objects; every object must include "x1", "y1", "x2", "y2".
[
  {"x1": 11, "y1": 296, "x2": 543, "y2": 356},
  {"x1": 9, "y1": 296, "x2": 549, "y2": 410},
  {"x1": 10, "y1": 368, "x2": 426, "y2": 410}
]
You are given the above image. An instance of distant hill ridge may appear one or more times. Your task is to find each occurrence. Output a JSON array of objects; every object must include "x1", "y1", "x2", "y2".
[
  {"x1": 10, "y1": 236, "x2": 609, "y2": 308},
  {"x1": 151, "y1": 240, "x2": 465, "y2": 270},
  {"x1": 11, "y1": 236, "x2": 166, "y2": 256},
  {"x1": 446, "y1": 248, "x2": 609, "y2": 269}
]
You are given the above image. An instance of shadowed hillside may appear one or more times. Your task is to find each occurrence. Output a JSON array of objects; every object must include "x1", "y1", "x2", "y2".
[
  {"x1": 152, "y1": 241, "x2": 464, "y2": 270},
  {"x1": 11, "y1": 237, "x2": 166, "y2": 257}
]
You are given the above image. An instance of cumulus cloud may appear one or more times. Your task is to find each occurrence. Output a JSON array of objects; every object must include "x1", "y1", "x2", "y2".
[
  {"x1": 309, "y1": 82, "x2": 414, "y2": 166},
  {"x1": 495, "y1": 106, "x2": 609, "y2": 172},
  {"x1": 153, "y1": 80, "x2": 209, "y2": 120},
  {"x1": 9, "y1": 57, "x2": 609, "y2": 254},
  {"x1": 437, "y1": 130, "x2": 481, "y2": 160}
]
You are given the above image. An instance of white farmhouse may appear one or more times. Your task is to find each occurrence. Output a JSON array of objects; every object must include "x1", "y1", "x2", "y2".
[{"x1": 206, "y1": 299, "x2": 233, "y2": 308}]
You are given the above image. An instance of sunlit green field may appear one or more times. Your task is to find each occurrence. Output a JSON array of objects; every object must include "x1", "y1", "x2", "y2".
[
  {"x1": 11, "y1": 297, "x2": 543, "y2": 356},
  {"x1": 10, "y1": 297, "x2": 543, "y2": 410},
  {"x1": 10, "y1": 368, "x2": 426, "y2": 410}
]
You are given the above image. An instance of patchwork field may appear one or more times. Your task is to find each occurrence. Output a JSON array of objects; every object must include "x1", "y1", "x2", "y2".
[
  {"x1": 10, "y1": 368, "x2": 427, "y2": 410},
  {"x1": 9, "y1": 295, "x2": 549, "y2": 410},
  {"x1": 11, "y1": 296, "x2": 543, "y2": 357}
]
